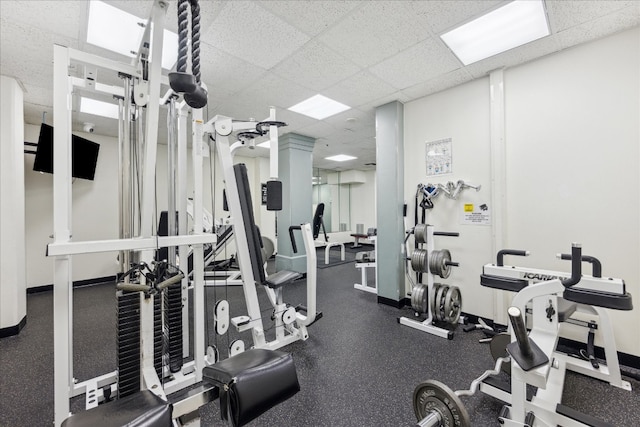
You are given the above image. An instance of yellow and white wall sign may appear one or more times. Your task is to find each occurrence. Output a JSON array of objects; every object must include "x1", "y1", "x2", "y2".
[{"x1": 461, "y1": 202, "x2": 491, "y2": 225}]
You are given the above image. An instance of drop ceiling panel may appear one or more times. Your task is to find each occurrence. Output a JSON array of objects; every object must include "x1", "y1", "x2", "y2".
[
  {"x1": 546, "y1": 0, "x2": 637, "y2": 32},
  {"x1": 553, "y1": 6, "x2": 640, "y2": 50},
  {"x1": 232, "y1": 73, "x2": 316, "y2": 112},
  {"x1": 323, "y1": 71, "x2": 398, "y2": 109},
  {"x1": 408, "y1": 0, "x2": 503, "y2": 34},
  {"x1": 199, "y1": 41, "x2": 267, "y2": 95},
  {"x1": 369, "y1": 37, "x2": 462, "y2": 90},
  {"x1": 204, "y1": 1, "x2": 310, "y2": 69},
  {"x1": 402, "y1": 68, "x2": 473, "y2": 99},
  {"x1": 318, "y1": 1, "x2": 433, "y2": 68},
  {"x1": 272, "y1": 41, "x2": 361, "y2": 91},
  {"x1": 256, "y1": 0, "x2": 362, "y2": 37},
  {"x1": 0, "y1": 1, "x2": 83, "y2": 39}
]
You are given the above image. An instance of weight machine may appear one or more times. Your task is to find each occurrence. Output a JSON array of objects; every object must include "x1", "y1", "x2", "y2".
[
  {"x1": 411, "y1": 243, "x2": 633, "y2": 427},
  {"x1": 201, "y1": 110, "x2": 321, "y2": 352},
  {"x1": 48, "y1": 1, "x2": 303, "y2": 425}
]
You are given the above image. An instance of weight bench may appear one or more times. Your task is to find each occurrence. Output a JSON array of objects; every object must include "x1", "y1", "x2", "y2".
[
  {"x1": 62, "y1": 349, "x2": 300, "y2": 427},
  {"x1": 349, "y1": 233, "x2": 368, "y2": 248},
  {"x1": 203, "y1": 348, "x2": 300, "y2": 427}
]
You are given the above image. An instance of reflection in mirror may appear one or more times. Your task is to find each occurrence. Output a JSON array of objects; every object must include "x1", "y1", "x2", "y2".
[{"x1": 312, "y1": 168, "x2": 352, "y2": 233}]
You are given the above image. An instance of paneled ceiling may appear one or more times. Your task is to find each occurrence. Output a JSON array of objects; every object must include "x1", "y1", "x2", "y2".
[{"x1": 1, "y1": 1, "x2": 638, "y2": 170}]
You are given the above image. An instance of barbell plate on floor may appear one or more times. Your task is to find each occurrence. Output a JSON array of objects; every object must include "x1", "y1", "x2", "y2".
[
  {"x1": 414, "y1": 223, "x2": 428, "y2": 244},
  {"x1": 413, "y1": 379, "x2": 471, "y2": 427},
  {"x1": 229, "y1": 339, "x2": 245, "y2": 357},
  {"x1": 411, "y1": 284, "x2": 429, "y2": 314},
  {"x1": 490, "y1": 333, "x2": 512, "y2": 375},
  {"x1": 215, "y1": 300, "x2": 230, "y2": 335},
  {"x1": 444, "y1": 286, "x2": 462, "y2": 324}
]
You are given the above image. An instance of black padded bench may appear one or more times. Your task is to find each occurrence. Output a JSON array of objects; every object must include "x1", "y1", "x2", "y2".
[
  {"x1": 203, "y1": 348, "x2": 300, "y2": 427},
  {"x1": 61, "y1": 390, "x2": 172, "y2": 427}
]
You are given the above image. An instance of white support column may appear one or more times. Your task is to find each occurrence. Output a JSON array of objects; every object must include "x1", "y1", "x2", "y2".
[
  {"x1": 192, "y1": 109, "x2": 205, "y2": 380},
  {"x1": 177, "y1": 106, "x2": 190, "y2": 357},
  {"x1": 0, "y1": 76, "x2": 26, "y2": 337},
  {"x1": 216, "y1": 129, "x2": 267, "y2": 347},
  {"x1": 138, "y1": 0, "x2": 167, "y2": 394},
  {"x1": 490, "y1": 69, "x2": 507, "y2": 324},
  {"x1": 52, "y1": 44, "x2": 74, "y2": 427}
]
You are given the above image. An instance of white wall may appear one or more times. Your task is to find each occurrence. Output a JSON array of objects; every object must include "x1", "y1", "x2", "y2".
[
  {"x1": 24, "y1": 123, "x2": 268, "y2": 288},
  {"x1": 403, "y1": 27, "x2": 639, "y2": 356},
  {"x1": 503, "y1": 28, "x2": 639, "y2": 355},
  {"x1": 350, "y1": 170, "x2": 377, "y2": 233},
  {"x1": 404, "y1": 77, "x2": 494, "y2": 319}
]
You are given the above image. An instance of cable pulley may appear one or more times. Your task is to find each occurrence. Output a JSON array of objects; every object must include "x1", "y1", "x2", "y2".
[{"x1": 256, "y1": 120, "x2": 287, "y2": 135}]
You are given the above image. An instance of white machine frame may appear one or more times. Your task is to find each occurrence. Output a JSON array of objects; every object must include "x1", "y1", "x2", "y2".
[
  {"x1": 203, "y1": 111, "x2": 320, "y2": 351},
  {"x1": 48, "y1": 2, "x2": 215, "y2": 425},
  {"x1": 481, "y1": 248, "x2": 631, "y2": 426},
  {"x1": 354, "y1": 235, "x2": 377, "y2": 294}
]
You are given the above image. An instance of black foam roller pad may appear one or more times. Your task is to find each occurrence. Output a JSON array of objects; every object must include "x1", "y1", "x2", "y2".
[{"x1": 266, "y1": 181, "x2": 283, "y2": 211}]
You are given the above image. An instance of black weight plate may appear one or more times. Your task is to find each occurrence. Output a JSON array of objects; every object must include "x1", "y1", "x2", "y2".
[
  {"x1": 413, "y1": 379, "x2": 471, "y2": 427},
  {"x1": 490, "y1": 333, "x2": 512, "y2": 375}
]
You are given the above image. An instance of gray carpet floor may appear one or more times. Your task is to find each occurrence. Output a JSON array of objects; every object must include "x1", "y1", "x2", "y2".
[{"x1": 1, "y1": 259, "x2": 640, "y2": 426}]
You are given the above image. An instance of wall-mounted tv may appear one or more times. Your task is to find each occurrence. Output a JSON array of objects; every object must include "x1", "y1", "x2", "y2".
[{"x1": 33, "y1": 124, "x2": 100, "y2": 181}]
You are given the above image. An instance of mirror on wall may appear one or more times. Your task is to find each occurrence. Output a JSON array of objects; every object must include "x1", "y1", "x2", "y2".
[{"x1": 312, "y1": 168, "x2": 352, "y2": 233}]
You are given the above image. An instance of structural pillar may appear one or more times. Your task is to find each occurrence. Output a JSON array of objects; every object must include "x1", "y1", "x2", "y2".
[
  {"x1": 0, "y1": 75, "x2": 27, "y2": 337},
  {"x1": 375, "y1": 101, "x2": 405, "y2": 306},
  {"x1": 275, "y1": 133, "x2": 315, "y2": 273}
]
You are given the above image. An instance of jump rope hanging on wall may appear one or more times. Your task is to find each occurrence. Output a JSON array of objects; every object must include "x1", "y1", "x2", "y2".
[{"x1": 169, "y1": 0, "x2": 208, "y2": 109}]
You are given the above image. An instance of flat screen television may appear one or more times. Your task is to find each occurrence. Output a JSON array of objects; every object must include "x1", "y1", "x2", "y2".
[{"x1": 33, "y1": 124, "x2": 100, "y2": 181}]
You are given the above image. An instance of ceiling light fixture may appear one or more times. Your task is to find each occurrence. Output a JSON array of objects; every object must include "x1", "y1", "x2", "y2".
[
  {"x1": 288, "y1": 94, "x2": 350, "y2": 120},
  {"x1": 440, "y1": 0, "x2": 550, "y2": 65},
  {"x1": 80, "y1": 97, "x2": 119, "y2": 119},
  {"x1": 325, "y1": 154, "x2": 357, "y2": 162},
  {"x1": 87, "y1": 0, "x2": 178, "y2": 69},
  {"x1": 256, "y1": 140, "x2": 270, "y2": 149}
]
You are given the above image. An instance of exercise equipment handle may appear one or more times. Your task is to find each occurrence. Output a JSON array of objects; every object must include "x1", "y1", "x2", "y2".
[
  {"x1": 508, "y1": 306, "x2": 533, "y2": 357},
  {"x1": 557, "y1": 253, "x2": 601, "y2": 278},
  {"x1": 116, "y1": 283, "x2": 151, "y2": 292},
  {"x1": 496, "y1": 249, "x2": 529, "y2": 267},
  {"x1": 156, "y1": 272, "x2": 185, "y2": 291},
  {"x1": 288, "y1": 226, "x2": 301, "y2": 254},
  {"x1": 433, "y1": 231, "x2": 459, "y2": 237},
  {"x1": 561, "y1": 243, "x2": 582, "y2": 287}
]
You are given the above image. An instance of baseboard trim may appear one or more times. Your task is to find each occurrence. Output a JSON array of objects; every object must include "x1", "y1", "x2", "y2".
[
  {"x1": 377, "y1": 296, "x2": 410, "y2": 309},
  {"x1": 27, "y1": 275, "x2": 116, "y2": 294},
  {"x1": 461, "y1": 312, "x2": 640, "y2": 370},
  {"x1": 0, "y1": 315, "x2": 27, "y2": 338}
]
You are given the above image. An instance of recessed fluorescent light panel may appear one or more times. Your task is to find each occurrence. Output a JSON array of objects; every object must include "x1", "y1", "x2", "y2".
[
  {"x1": 325, "y1": 154, "x2": 357, "y2": 162},
  {"x1": 80, "y1": 97, "x2": 119, "y2": 119},
  {"x1": 87, "y1": 0, "x2": 178, "y2": 69},
  {"x1": 440, "y1": 0, "x2": 550, "y2": 65},
  {"x1": 256, "y1": 140, "x2": 270, "y2": 149},
  {"x1": 288, "y1": 95, "x2": 350, "y2": 120}
]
